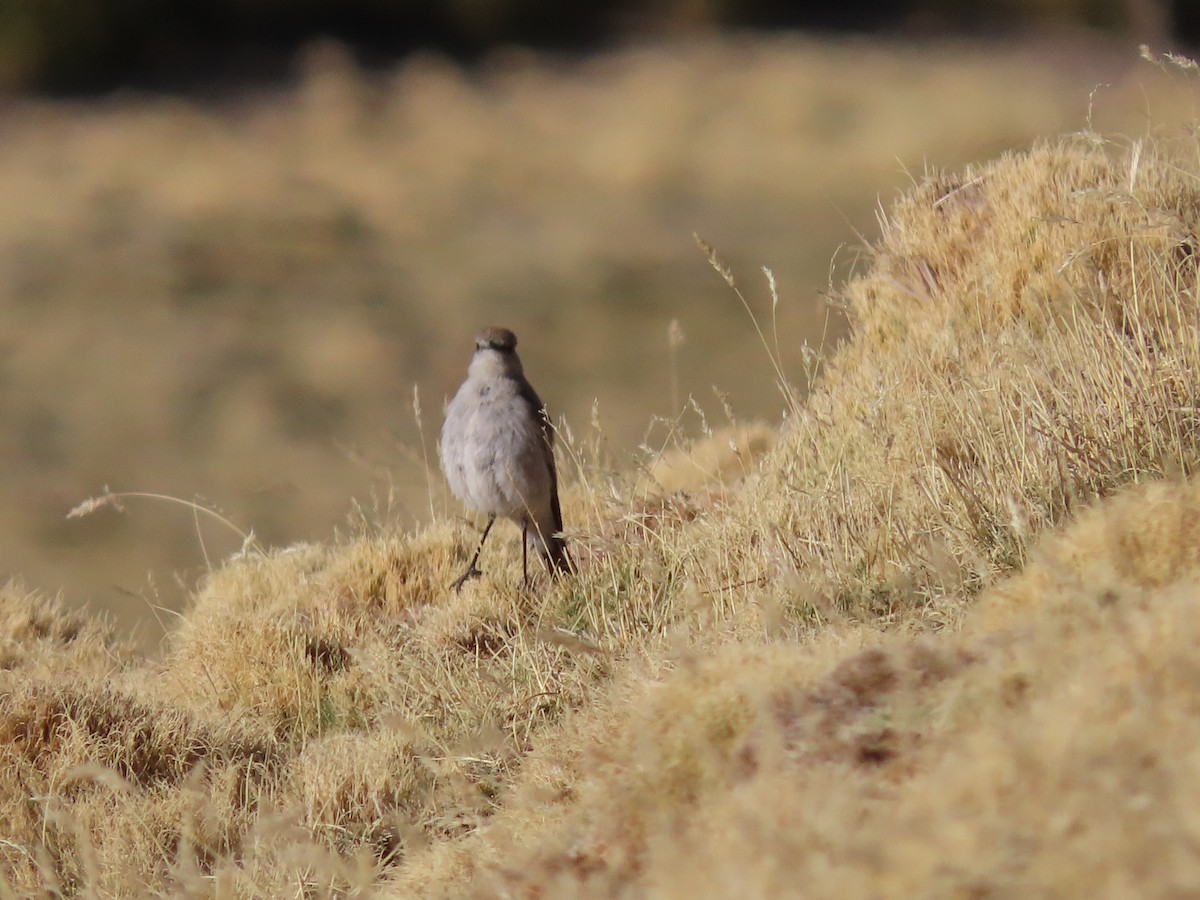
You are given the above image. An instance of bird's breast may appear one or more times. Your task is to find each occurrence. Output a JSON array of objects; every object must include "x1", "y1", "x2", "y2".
[{"x1": 440, "y1": 377, "x2": 549, "y2": 519}]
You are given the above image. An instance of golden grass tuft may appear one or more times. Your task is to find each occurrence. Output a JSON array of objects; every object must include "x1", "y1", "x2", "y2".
[
  {"x1": 0, "y1": 582, "x2": 128, "y2": 676},
  {"x1": 10, "y1": 107, "x2": 1200, "y2": 894},
  {"x1": 647, "y1": 422, "x2": 777, "y2": 493},
  {"x1": 980, "y1": 475, "x2": 1200, "y2": 627},
  {"x1": 0, "y1": 669, "x2": 278, "y2": 893}
]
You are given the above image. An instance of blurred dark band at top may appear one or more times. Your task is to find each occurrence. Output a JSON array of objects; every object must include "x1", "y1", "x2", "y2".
[{"x1": 1, "y1": 0, "x2": 1196, "y2": 95}]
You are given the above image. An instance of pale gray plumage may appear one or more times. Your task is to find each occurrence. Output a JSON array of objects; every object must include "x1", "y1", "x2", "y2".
[{"x1": 440, "y1": 326, "x2": 570, "y2": 590}]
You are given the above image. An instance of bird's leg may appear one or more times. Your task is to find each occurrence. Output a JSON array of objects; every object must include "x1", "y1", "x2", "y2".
[
  {"x1": 522, "y1": 521, "x2": 530, "y2": 588},
  {"x1": 451, "y1": 515, "x2": 496, "y2": 592}
]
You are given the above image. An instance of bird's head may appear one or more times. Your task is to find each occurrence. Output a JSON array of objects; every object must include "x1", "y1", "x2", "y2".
[
  {"x1": 468, "y1": 326, "x2": 524, "y2": 379},
  {"x1": 475, "y1": 327, "x2": 518, "y2": 353}
]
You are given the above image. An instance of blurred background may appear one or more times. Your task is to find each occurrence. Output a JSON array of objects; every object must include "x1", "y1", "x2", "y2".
[{"x1": 1, "y1": 0, "x2": 1197, "y2": 649}]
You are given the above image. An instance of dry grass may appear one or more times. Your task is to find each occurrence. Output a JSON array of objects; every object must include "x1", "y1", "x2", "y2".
[
  {"x1": 7, "y1": 43, "x2": 1200, "y2": 898},
  {"x1": 446, "y1": 477, "x2": 1200, "y2": 898},
  {"x1": 1, "y1": 34, "x2": 1191, "y2": 642}
]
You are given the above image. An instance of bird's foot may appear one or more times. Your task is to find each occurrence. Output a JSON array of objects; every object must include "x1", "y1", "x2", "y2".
[{"x1": 450, "y1": 564, "x2": 484, "y2": 593}]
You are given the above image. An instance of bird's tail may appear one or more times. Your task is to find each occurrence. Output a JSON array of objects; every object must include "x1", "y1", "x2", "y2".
[
  {"x1": 529, "y1": 491, "x2": 574, "y2": 578},
  {"x1": 543, "y1": 532, "x2": 573, "y2": 577},
  {"x1": 528, "y1": 525, "x2": 573, "y2": 577}
]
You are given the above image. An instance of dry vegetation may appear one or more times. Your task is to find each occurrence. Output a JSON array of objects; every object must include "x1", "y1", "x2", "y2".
[
  {"x1": 7, "y1": 46, "x2": 1200, "y2": 894},
  {"x1": 0, "y1": 35, "x2": 1188, "y2": 642}
]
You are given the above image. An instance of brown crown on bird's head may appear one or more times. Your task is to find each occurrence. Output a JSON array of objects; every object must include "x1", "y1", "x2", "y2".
[{"x1": 475, "y1": 327, "x2": 518, "y2": 353}]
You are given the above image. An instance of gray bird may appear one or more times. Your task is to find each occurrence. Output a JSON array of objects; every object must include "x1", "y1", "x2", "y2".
[{"x1": 440, "y1": 326, "x2": 572, "y2": 590}]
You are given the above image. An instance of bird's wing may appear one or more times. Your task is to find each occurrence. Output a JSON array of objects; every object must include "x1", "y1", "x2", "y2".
[
  {"x1": 516, "y1": 377, "x2": 563, "y2": 533},
  {"x1": 516, "y1": 378, "x2": 554, "y2": 450}
]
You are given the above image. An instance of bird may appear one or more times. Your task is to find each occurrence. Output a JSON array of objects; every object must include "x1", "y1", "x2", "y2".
[{"x1": 440, "y1": 326, "x2": 572, "y2": 591}]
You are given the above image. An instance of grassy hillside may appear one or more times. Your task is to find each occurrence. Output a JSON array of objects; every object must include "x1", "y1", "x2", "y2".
[
  {"x1": 2, "y1": 36, "x2": 1191, "y2": 648},
  {"x1": 6, "y1": 62, "x2": 1200, "y2": 892}
]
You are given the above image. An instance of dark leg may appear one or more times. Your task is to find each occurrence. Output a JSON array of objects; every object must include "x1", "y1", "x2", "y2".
[
  {"x1": 451, "y1": 515, "x2": 496, "y2": 592},
  {"x1": 521, "y1": 521, "x2": 530, "y2": 587}
]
